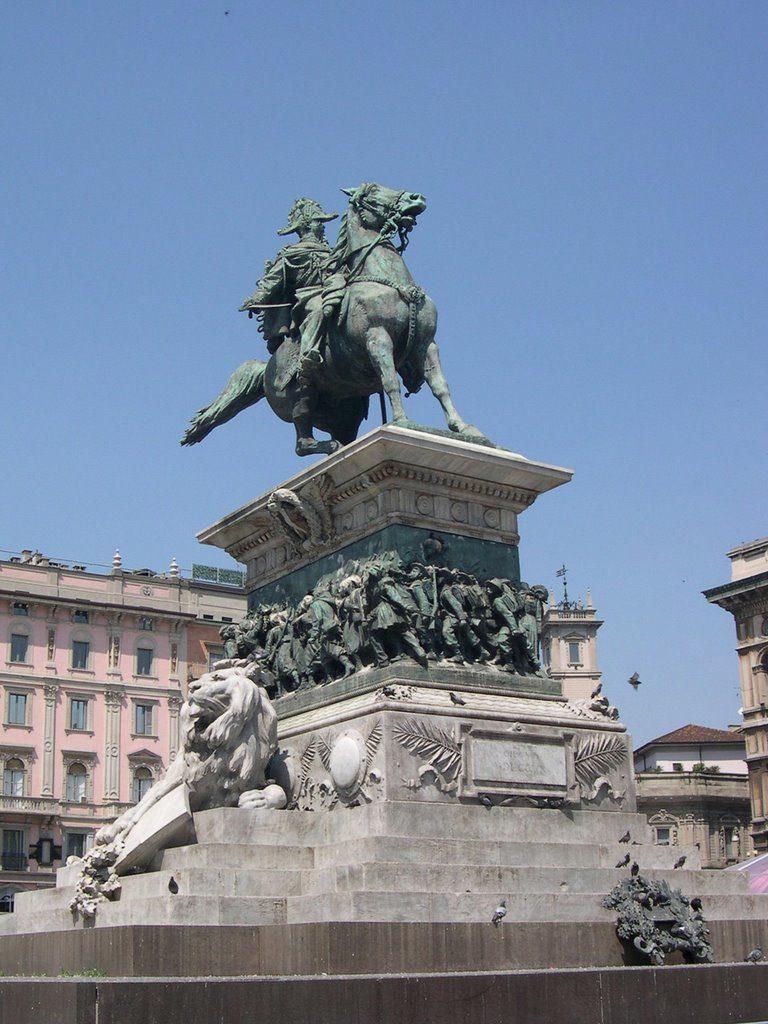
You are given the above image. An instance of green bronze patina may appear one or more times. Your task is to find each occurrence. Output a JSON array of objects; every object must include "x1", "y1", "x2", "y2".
[
  {"x1": 247, "y1": 525, "x2": 521, "y2": 609},
  {"x1": 181, "y1": 183, "x2": 488, "y2": 457},
  {"x1": 223, "y1": 553, "x2": 548, "y2": 698}
]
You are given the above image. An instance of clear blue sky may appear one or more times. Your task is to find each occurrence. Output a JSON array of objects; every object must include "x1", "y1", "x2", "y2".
[{"x1": 2, "y1": 2, "x2": 766, "y2": 744}]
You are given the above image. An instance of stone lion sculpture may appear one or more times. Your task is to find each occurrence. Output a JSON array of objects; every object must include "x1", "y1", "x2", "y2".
[{"x1": 95, "y1": 661, "x2": 286, "y2": 848}]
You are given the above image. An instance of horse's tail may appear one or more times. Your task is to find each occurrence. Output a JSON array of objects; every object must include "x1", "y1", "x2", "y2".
[{"x1": 180, "y1": 359, "x2": 267, "y2": 446}]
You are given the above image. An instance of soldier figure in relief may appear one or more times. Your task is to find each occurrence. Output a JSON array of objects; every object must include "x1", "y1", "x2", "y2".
[
  {"x1": 365, "y1": 563, "x2": 428, "y2": 667},
  {"x1": 337, "y1": 574, "x2": 366, "y2": 672},
  {"x1": 486, "y1": 578, "x2": 523, "y2": 670},
  {"x1": 239, "y1": 198, "x2": 339, "y2": 387},
  {"x1": 438, "y1": 568, "x2": 486, "y2": 663}
]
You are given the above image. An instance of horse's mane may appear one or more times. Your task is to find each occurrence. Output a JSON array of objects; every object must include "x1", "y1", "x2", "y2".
[{"x1": 326, "y1": 210, "x2": 351, "y2": 273}]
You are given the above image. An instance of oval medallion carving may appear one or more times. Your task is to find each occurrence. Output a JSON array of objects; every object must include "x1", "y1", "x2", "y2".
[
  {"x1": 329, "y1": 733, "x2": 365, "y2": 793},
  {"x1": 483, "y1": 507, "x2": 500, "y2": 529},
  {"x1": 415, "y1": 494, "x2": 434, "y2": 516},
  {"x1": 450, "y1": 501, "x2": 468, "y2": 523}
]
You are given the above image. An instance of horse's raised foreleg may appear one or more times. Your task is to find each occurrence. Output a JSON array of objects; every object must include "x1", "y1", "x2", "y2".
[
  {"x1": 422, "y1": 340, "x2": 486, "y2": 440},
  {"x1": 366, "y1": 328, "x2": 408, "y2": 424}
]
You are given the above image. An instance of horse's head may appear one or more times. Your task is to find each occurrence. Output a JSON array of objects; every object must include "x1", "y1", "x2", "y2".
[{"x1": 342, "y1": 182, "x2": 426, "y2": 248}]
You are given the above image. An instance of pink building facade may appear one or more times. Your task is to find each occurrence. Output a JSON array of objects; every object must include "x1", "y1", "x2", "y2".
[{"x1": 0, "y1": 551, "x2": 245, "y2": 911}]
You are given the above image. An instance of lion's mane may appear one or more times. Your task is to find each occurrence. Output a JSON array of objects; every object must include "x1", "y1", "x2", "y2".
[{"x1": 180, "y1": 667, "x2": 278, "y2": 810}]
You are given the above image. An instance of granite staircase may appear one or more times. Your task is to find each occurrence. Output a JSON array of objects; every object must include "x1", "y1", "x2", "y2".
[{"x1": 5, "y1": 802, "x2": 765, "y2": 934}]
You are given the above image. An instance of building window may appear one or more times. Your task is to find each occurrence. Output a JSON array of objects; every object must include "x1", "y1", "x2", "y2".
[
  {"x1": 133, "y1": 766, "x2": 153, "y2": 803},
  {"x1": 2, "y1": 759, "x2": 25, "y2": 797},
  {"x1": 72, "y1": 610, "x2": 89, "y2": 624},
  {"x1": 654, "y1": 827, "x2": 671, "y2": 846},
  {"x1": 136, "y1": 647, "x2": 153, "y2": 677},
  {"x1": 138, "y1": 617, "x2": 154, "y2": 632},
  {"x1": 64, "y1": 833, "x2": 89, "y2": 859},
  {"x1": 1, "y1": 829, "x2": 26, "y2": 872},
  {"x1": 134, "y1": 703, "x2": 154, "y2": 736},
  {"x1": 207, "y1": 645, "x2": 225, "y2": 671},
  {"x1": 66, "y1": 762, "x2": 87, "y2": 802},
  {"x1": 69, "y1": 698, "x2": 89, "y2": 731},
  {"x1": 0, "y1": 890, "x2": 16, "y2": 912},
  {"x1": 11, "y1": 602, "x2": 29, "y2": 617},
  {"x1": 7, "y1": 693, "x2": 28, "y2": 726},
  {"x1": 752, "y1": 775, "x2": 764, "y2": 819},
  {"x1": 9, "y1": 633, "x2": 29, "y2": 664},
  {"x1": 37, "y1": 838, "x2": 54, "y2": 866},
  {"x1": 71, "y1": 640, "x2": 90, "y2": 670},
  {"x1": 567, "y1": 641, "x2": 581, "y2": 665}
]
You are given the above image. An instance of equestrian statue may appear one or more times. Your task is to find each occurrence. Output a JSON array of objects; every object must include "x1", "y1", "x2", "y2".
[{"x1": 181, "y1": 183, "x2": 486, "y2": 457}]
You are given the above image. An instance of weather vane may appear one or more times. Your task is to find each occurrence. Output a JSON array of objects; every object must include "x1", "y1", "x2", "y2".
[{"x1": 555, "y1": 563, "x2": 570, "y2": 607}]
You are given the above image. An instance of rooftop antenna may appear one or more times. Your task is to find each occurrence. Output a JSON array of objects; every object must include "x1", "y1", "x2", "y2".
[{"x1": 555, "y1": 564, "x2": 570, "y2": 607}]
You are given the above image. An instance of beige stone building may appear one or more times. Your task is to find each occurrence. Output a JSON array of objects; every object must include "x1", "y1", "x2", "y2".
[
  {"x1": 541, "y1": 592, "x2": 602, "y2": 700},
  {"x1": 704, "y1": 536, "x2": 768, "y2": 852},
  {"x1": 633, "y1": 724, "x2": 752, "y2": 868}
]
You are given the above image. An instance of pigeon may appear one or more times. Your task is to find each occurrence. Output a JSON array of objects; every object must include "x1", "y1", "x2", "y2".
[
  {"x1": 481, "y1": 795, "x2": 493, "y2": 809},
  {"x1": 491, "y1": 899, "x2": 507, "y2": 927},
  {"x1": 615, "y1": 853, "x2": 630, "y2": 868},
  {"x1": 673, "y1": 855, "x2": 686, "y2": 869},
  {"x1": 590, "y1": 682, "x2": 602, "y2": 699},
  {"x1": 690, "y1": 897, "x2": 702, "y2": 912},
  {"x1": 745, "y1": 945, "x2": 764, "y2": 963},
  {"x1": 630, "y1": 861, "x2": 640, "y2": 877},
  {"x1": 628, "y1": 672, "x2": 641, "y2": 690},
  {"x1": 619, "y1": 830, "x2": 631, "y2": 843},
  {"x1": 168, "y1": 876, "x2": 179, "y2": 894},
  {"x1": 449, "y1": 691, "x2": 466, "y2": 706},
  {"x1": 381, "y1": 685, "x2": 398, "y2": 698}
]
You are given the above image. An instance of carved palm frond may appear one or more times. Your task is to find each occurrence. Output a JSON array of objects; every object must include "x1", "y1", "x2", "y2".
[
  {"x1": 393, "y1": 718, "x2": 461, "y2": 777},
  {"x1": 574, "y1": 734, "x2": 626, "y2": 786},
  {"x1": 365, "y1": 720, "x2": 382, "y2": 767},
  {"x1": 317, "y1": 734, "x2": 333, "y2": 772},
  {"x1": 299, "y1": 736, "x2": 316, "y2": 776}
]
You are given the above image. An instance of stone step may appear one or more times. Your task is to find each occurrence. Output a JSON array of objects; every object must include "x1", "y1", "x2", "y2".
[
  {"x1": 300, "y1": 862, "x2": 748, "y2": 898},
  {"x1": 154, "y1": 842, "x2": 315, "y2": 871},
  {"x1": 119, "y1": 867, "x2": 303, "y2": 900},
  {"x1": 312, "y1": 836, "x2": 702, "y2": 871},
  {"x1": 194, "y1": 804, "x2": 653, "y2": 849},
  {"x1": 285, "y1": 889, "x2": 768, "y2": 925}
]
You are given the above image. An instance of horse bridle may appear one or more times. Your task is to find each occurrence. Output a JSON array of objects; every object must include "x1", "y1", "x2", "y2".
[{"x1": 351, "y1": 184, "x2": 413, "y2": 255}]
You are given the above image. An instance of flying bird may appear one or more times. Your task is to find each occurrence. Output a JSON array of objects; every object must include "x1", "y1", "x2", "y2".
[
  {"x1": 615, "y1": 853, "x2": 630, "y2": 868},
  {"x1": 630, "y1": 861, "x2": 640, "y2": 877},
  {"x1": 590, "y1": 682, "x2": 602, "y2": 699},
  {"x1": 491, "y1": 899, "x2": 507, "y2": 927},
  {"x1": 673, "y1": 855, "x2": 687, "y2": 870},
  {"x1": 745, "y1": 945, "x2": 764, "y2": 963},
  {"x1": 449, "y1": 691, "x2": 466, "y2": 706},
  {"x1": 628, "y1": 672, "x2": 641, "y2": 690},
  {"x1": 619, "y1": 830, "x2": 631, "y2": 843}
]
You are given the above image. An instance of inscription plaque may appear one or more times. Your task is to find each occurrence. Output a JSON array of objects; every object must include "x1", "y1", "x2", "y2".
[{"x1": 458, "y1": 724, "x2": 575, "y2": 800}]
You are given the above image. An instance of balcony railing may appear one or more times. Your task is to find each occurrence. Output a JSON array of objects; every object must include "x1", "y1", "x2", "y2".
[
  {"x1": 1, "y1": 854, "x2": 28, "y2": 872},
  {"x1": 0, "y1": 795, "x2": 58, "y2": 815},
  {"x1": 0, "y1": 795, "x2": 133, "y2": 818}
]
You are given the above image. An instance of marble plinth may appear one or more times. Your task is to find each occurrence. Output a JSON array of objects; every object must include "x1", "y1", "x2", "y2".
[{"x1": 197, "y1": 425, "x2": 572, "y2": 605}]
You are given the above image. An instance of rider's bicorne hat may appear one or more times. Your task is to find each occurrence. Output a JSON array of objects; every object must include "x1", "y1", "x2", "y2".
[{"x1": 277, "y1": 197, "x2": 338, "y2": 236}]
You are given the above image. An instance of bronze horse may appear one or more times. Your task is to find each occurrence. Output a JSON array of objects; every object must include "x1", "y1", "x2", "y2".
[{"x1": 181, "y1": 183, "x2": 485, "y2": 456}]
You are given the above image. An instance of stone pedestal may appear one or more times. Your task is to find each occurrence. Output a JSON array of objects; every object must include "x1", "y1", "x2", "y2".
[
  {"x1": 4, "y1": 427, "x2": 768, "y2": 999},
  {"x1": 197, "y1": 424, "x2": 572, "y2": 606}
]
